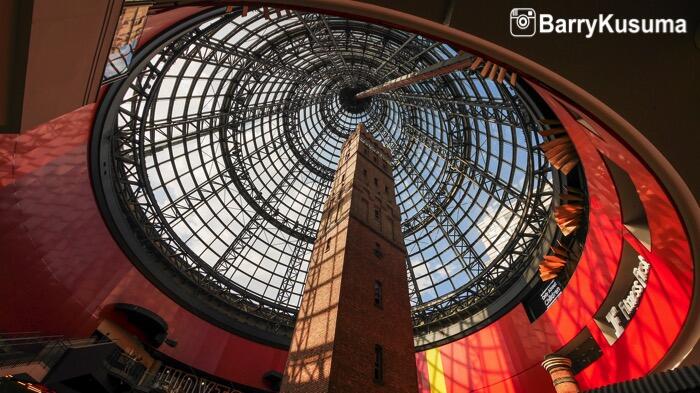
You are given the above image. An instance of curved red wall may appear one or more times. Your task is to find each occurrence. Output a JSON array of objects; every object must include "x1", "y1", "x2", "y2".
[
  {"x1": 415, "y1": 83, "x2": 694, "y2": 392},
  {"x1": 0, "y1": 103, "x2": 287, "y2": 389},
  {"x1": 0, "y1": 6, "x2": 287, "y2": 391}
]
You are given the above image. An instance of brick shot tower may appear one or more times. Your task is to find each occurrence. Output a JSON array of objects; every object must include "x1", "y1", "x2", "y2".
[{"x1": 280, "y1": 124, "x2": 418, "y2": 392}]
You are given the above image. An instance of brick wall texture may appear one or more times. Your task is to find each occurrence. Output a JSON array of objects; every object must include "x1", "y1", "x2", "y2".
[{"x1": 281, "y1": 124, "x2": 418, "y2": 393}]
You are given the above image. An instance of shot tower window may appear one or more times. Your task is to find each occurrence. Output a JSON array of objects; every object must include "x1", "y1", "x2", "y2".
[
  {"x1": 374, "y1": 345, "x2": 383, "y2": 383},
  {"x1": 374, "y1": 280, "x2": 383, "y2": 308}
]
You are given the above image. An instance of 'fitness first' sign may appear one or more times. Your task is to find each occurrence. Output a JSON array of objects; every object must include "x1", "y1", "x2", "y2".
[{"x1": 605, "y1": 255, "x2": 651, "y2": 338}]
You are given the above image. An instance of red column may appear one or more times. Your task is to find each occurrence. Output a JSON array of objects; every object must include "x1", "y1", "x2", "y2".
[{"x1": 542, "y1": 355, "x2": 580, "y2": 393}]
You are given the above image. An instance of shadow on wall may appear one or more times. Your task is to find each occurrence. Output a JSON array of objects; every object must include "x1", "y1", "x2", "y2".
[{"x1": 415, "y1": 84, "x2": 694, "y2": 393}]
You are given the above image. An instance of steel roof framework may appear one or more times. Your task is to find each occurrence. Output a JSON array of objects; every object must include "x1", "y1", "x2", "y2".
[{"x1": 96, "y1": 8, "x2": 557, "y2": 346}]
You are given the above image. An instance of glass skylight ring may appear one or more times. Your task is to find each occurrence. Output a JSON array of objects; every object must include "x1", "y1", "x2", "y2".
[{"x1": 94, "y1": 7, "x2": 559, "y2": 347}]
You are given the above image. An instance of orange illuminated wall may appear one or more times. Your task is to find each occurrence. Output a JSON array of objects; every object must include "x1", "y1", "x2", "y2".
[{"x1": 416, "y1": 83, "x2": 694, "y2": 393}]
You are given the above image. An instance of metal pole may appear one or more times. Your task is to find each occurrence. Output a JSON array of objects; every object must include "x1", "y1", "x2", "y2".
[{"x1": 355, "y1": 52, "x2": 474, "y2": 99}]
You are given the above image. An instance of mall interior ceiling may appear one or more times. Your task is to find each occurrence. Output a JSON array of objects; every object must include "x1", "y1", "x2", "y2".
[{"x1": 0, "y1": 1, "x2": 698, "y2": 393}]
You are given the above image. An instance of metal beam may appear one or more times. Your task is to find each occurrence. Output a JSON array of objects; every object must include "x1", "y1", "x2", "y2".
[{"x1": 355, "y1": 52, "x2": 474, "y2": 99}]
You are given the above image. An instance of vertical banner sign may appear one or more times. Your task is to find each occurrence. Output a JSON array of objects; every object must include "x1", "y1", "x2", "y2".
[{"x1": 605, "y1": 255, "x2": 651, "y2": 338}]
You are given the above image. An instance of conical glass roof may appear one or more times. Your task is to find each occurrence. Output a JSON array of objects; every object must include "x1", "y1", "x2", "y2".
[{"x1": 94, "y1": 7, "x2": 556, "y2": 347}]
